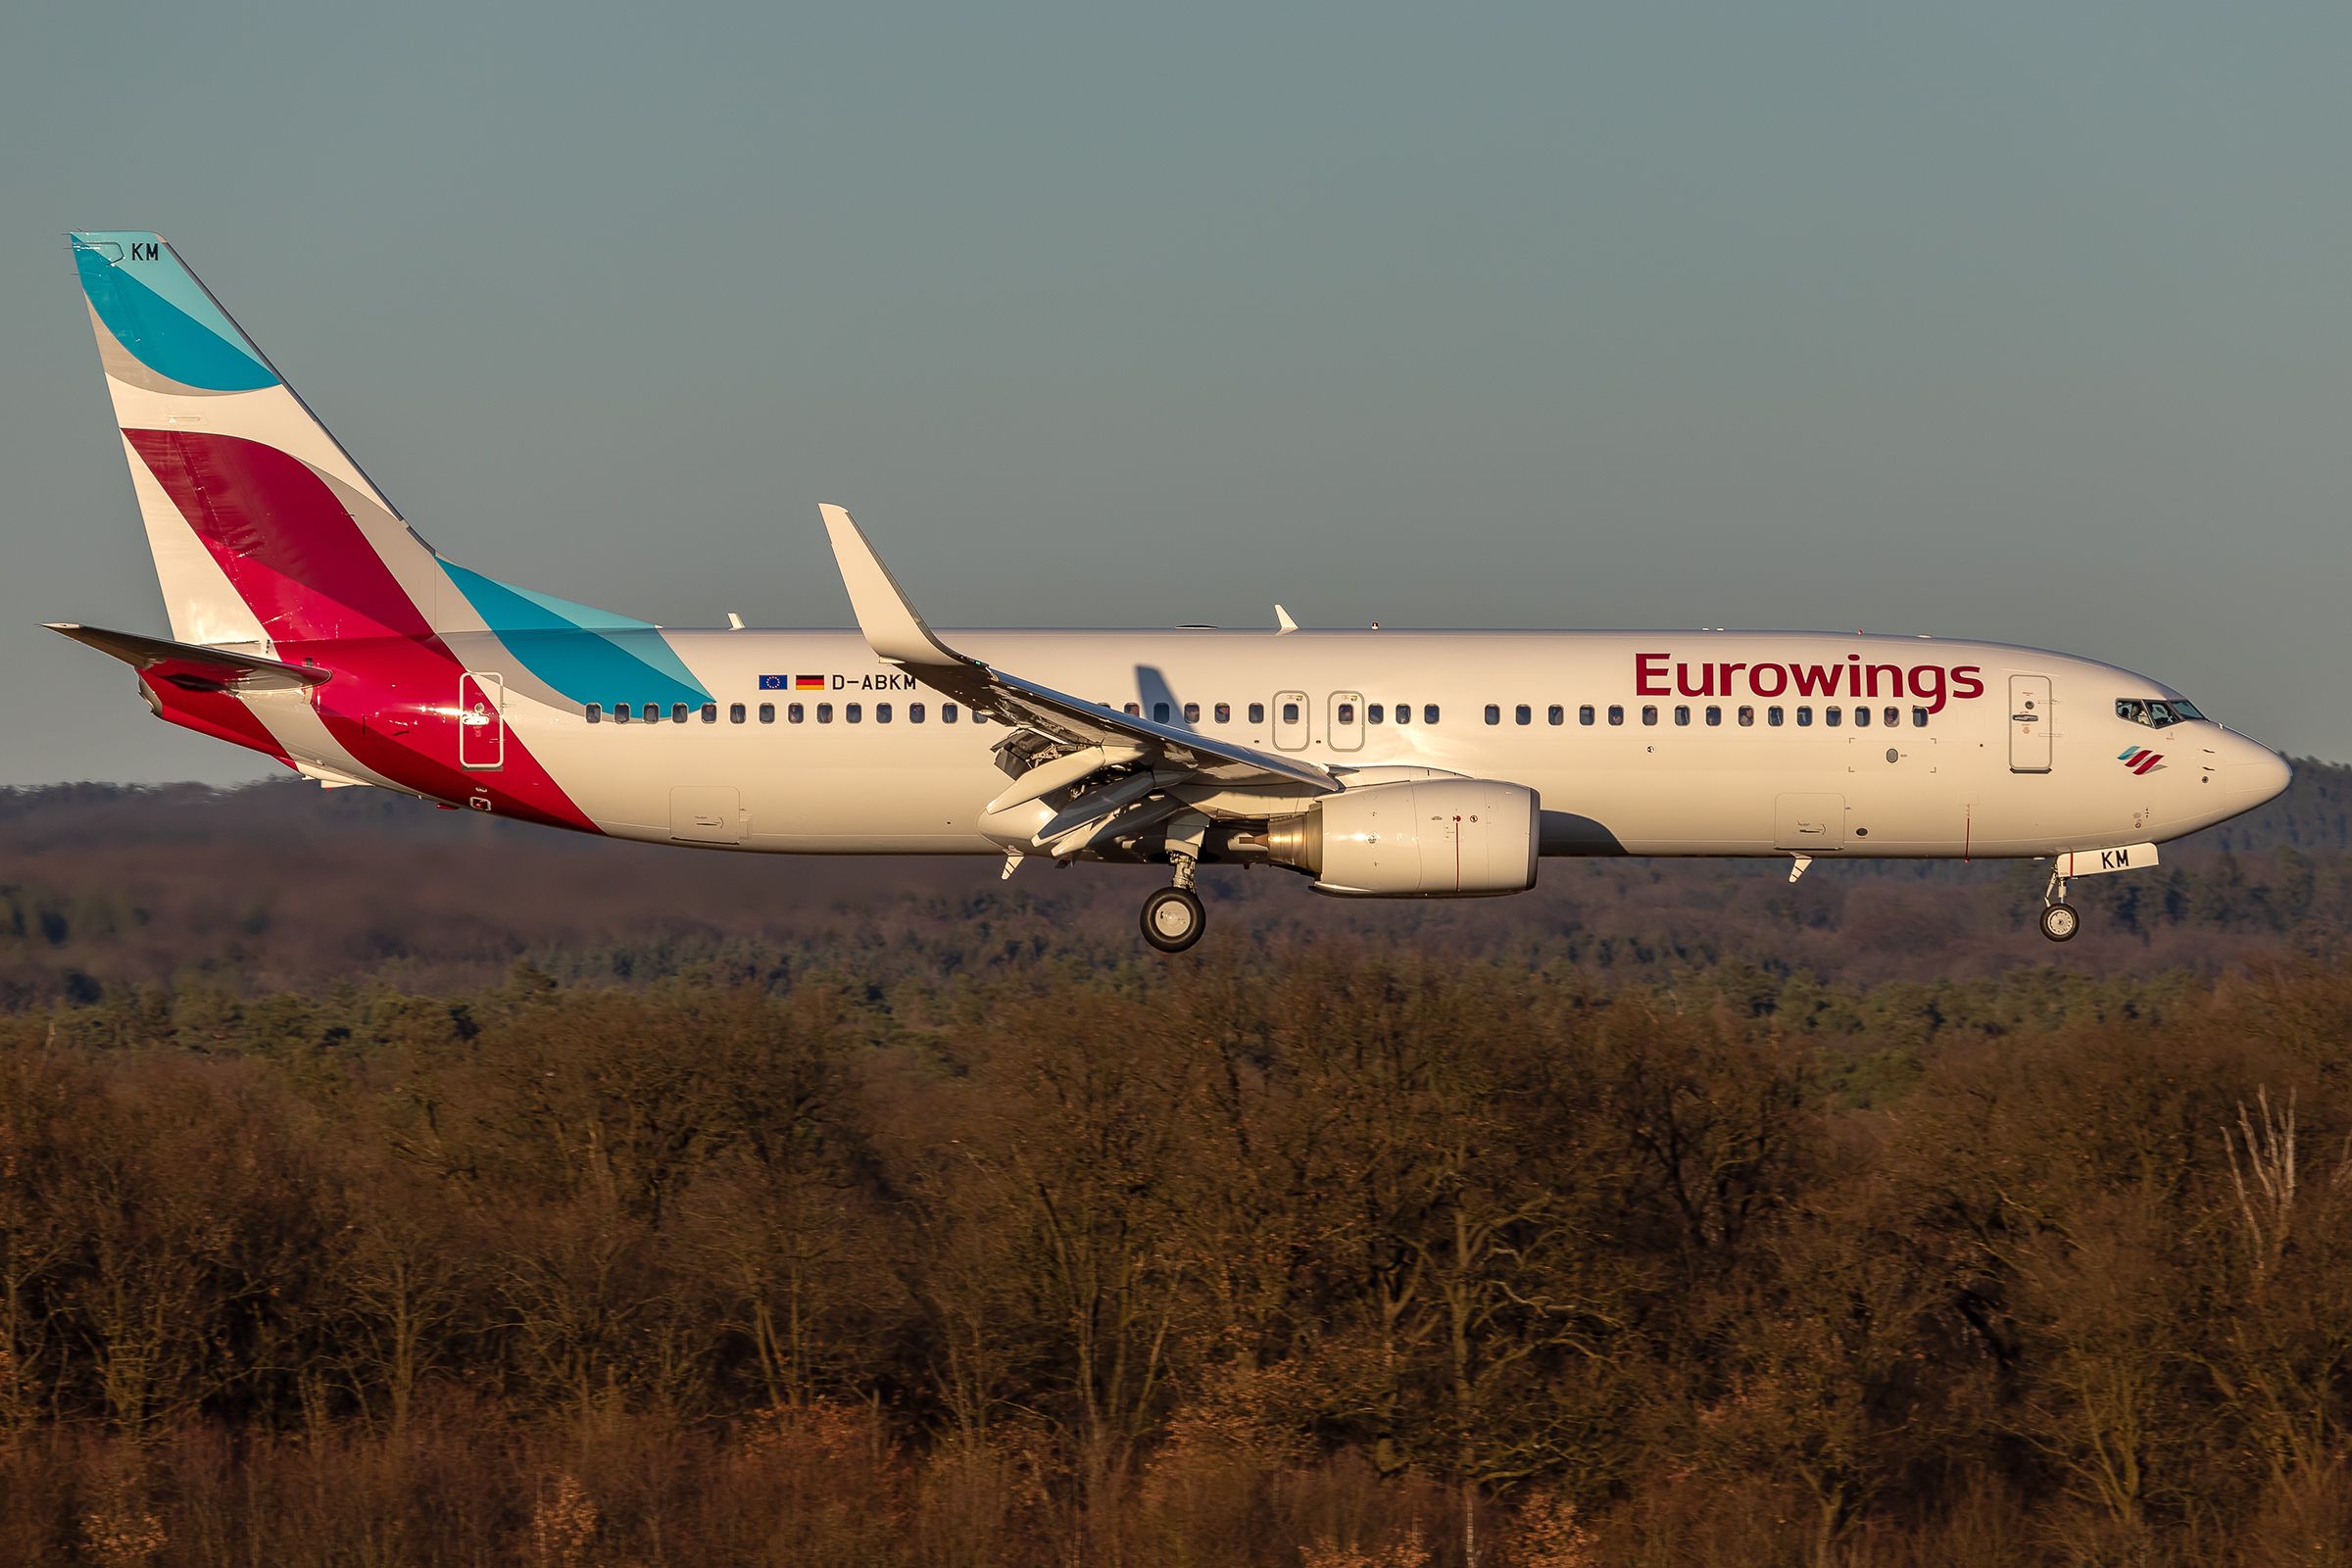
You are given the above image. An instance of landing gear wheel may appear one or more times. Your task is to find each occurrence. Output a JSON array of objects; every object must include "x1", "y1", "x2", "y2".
[
  {"x1": 1141, "y1": 886, "x2": 1205, "y2": 954},
  {"x1": 2039, "y1": 902, "x2": 2081, "y2": 943}
]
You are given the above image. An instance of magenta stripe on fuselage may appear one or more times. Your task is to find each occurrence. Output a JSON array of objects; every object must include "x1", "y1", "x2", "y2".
[{"x1": 122, "y1": 427, "x2": 600, "y2": 832}]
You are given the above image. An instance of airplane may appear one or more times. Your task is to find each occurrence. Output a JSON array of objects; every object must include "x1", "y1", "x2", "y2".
[{"x1": 51, "y1": 230, "x2": 2293, "y2": 953}]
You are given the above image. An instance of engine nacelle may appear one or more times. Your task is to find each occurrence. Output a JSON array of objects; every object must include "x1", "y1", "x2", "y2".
[{"x1": 1263, "y1": 778, "x2": 1540, "y2": 897}]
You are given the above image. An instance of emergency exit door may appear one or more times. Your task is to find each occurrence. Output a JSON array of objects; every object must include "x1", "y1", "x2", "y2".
[
  {"x1": 2009, "y1": 674, "x2": 2051, "y2": 773},
  {"x1": 1327, "y1": 691, "x2": 1364, "y2": 752},
  {"x1": 1272, "y1": 690, "x2": 1309, "y2": 750},
  {"x1": 459, "y1": 672, "x2": 505, "y2": 770}
]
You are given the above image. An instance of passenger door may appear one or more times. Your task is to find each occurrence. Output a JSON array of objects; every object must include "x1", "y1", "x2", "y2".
[
  {"x1": 2009, "y1": 674, "x2": 2052, "y2": 773},
  {"x1": 1272, "y1": 690, "x2": 1309, "y2": 750},
  {"x1": 1327, "y1": 691, "x2": 1364, "y2": 753},
  {"x1": 459, "y1": 672, "x2": 505, "y2": 770}
]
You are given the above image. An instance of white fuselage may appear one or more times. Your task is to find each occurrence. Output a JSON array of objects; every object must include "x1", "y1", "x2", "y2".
[{"x1": 420, "y1": 626, "x2": 2282, "y2": 860}]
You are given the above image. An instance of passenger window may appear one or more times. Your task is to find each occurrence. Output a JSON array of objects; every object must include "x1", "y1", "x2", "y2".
[
  {"x1": 729, "y1": 703, "x2": 746, "y2": 723},
  {"x1": 643, "y1": 704, "x2": 661, "y2": 722},
  {"x1": 1738, "y1": 706, "x2": 1755, "y2": 726},
  {"x1": 1367, "y1": 704, "x2": 1384, "y2": 724},
  {"x1": 1283, "y1": 702, "x2": 1300, "y2": 723},
  {"x1": 702, "y1": 703, "x2": 717, "y2": 723},
  {"x1": 1152, "y1": 702, "x2": 1170, "y2": 722},
  {"x1": 910, "y1": 703, "x2": 925, "y2": 722},
  {"x1": 943, "y1": 704, "x2": 957, "y2": 723},
  {"x1": 847, "y1": 703, "x2": 862, "y2": 722},
  {"x1": 1855, "y1": 706, "x2": 1872, "y2": 727},
  {"x1": 1425, "y1": 705, "x2": 1440, "y2": 724},
  {"x1": 1642, "y1": 705, "x2": 1658, "y2": 725},
  {"x1": 1912, "y1": 707, "x2": 1929, "y2": 727},
  {"x1": 1675, "y1": 706, "x2": 1691, "y2": 726},
  {"x1": 1516, "y1": 704, "x2": 1532, "y2": 725},
  {"x1": 1183, "y1": 702, "x2": 1200, "y2": 723},
  {"x1": 784, "y1": 704, "x2": 799, "y2": 723},
  {"x1": 1395, "y1": 705, "x2": 1412, "y2": 724},
  {"x1": 876, "y1": 703, "x2": 891, "y2": 723},
  {"x1": 586, "y1": 704, "x2": 602, "y2": 724},
  {"x1": 1884, "y1": 706, "x2": 1899, "y2": 728},
  {"x1": 761, "y1": 703, "x2": 778, "y2": 723},
  {"x1": 1125, "y1": 702, "x2": 1141, "y2": 716},
  {"x1": 1577, "y1": 705, "x2": 1593, "y2": 725},
  {"x1": 1768, "y1": 706, "x2": 1784, "y2": 727},
  {"x1": 1249, "y1": 703, "x2": 1265, "y2": 724},
  {"x1": 672, "y1": 703, "x2": 690, "y2": 723},
  {"x1": 1826, "y1": 707, "x2": 1842, "y2": 727},
  {"x1": 1338, "y1": 702, "x2": 1355, "y2": 724},
  {"x1": 1704, "y1": 706, "x2": 1721, "y2": 726},
  {"x1": 1214, "y1": 703, "x2": 1231, "y2": 723},
  {"x1": 1796, "y1": 706, "x2": 1813, "y2": 727},
  {"x1": 1485, "y1": 705, "x2": 1501, "y2": 726},
  {"x1": 817, "y1": 703, "x2": 833, "y2": 723},
  {"x1": 1607, "y1": 705, "x2": 1624, "y2": 726}
]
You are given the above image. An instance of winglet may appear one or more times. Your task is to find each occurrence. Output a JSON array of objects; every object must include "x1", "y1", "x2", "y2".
[
  {"x1": 820, "y1": 504, "x2": 965, "y2": 669},
  {"x1": 1275, "y1": 604, "x2": 1298, "y2": 634}
]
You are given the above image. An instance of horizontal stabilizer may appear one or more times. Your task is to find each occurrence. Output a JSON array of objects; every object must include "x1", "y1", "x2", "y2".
[{"x1": 46, "y1": 623, "x2": 330, "y2": 691}]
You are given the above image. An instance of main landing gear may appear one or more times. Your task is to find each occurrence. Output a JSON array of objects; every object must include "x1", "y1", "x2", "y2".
[
  {"x1": 1141, "y1": 852, "x2": 1205, "y2": 954},
  {"x1": 2039, "y1": 869, "x2": 2080, "y2": 944}
]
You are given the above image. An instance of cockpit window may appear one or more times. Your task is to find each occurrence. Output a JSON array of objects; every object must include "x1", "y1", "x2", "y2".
[{"x1": 2119, "y1": 697, "x2": 2205, "y2": 729}]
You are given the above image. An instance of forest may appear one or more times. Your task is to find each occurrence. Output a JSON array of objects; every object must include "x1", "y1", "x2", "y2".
[{"x1": 1, "y1": 764, "x2": 2350, "y2": 1566}]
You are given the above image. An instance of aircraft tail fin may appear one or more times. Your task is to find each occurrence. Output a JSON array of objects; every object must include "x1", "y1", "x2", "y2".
[{"x1": 70, "y1": 230, "x2": 446, "y2": 649}]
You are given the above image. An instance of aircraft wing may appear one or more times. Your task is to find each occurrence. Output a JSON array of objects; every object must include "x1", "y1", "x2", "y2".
[
  {"x1": 46, "y1": 623, "x2": 330, "y2": 692},
  {"x1": 821, "y1": 505, "x2": 1337, "y2": 794}
]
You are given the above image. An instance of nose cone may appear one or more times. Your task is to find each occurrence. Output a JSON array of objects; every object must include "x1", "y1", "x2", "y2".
[{"x1": 2225, "y1": 744, "x2": 2293, "y2": 811}]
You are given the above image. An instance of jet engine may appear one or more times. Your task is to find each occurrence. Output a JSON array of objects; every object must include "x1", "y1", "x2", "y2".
[{"x1": 1262, "y1": 778, "x2": 1540, "y2": 897}]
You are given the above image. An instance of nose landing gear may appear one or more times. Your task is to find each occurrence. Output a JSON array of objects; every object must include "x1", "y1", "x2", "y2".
[
  {"x1": 2039, "y1": 869, "x2": 2080, "y2": 943},
  {"x1": 1141, "y1": 851, "x2": 1205, "y2": 954}
]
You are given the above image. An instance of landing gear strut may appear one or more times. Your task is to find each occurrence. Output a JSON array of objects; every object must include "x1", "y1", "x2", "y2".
[
  {"x1": 2040, "y1": 869, "x2": 2080, "y2": 943},
  {"x1": 1141, "y1": 852, "x2": 1205, "y2": 954}
]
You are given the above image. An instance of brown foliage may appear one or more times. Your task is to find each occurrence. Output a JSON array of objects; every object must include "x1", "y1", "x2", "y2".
[{"x1": 1, "y1": 781, "x2": 2351, "y2": 1559}]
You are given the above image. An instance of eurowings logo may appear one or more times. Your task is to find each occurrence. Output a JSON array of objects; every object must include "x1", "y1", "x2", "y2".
[{"x1": 2119, "y1": 746, "x2": 2165, "y2": 775}]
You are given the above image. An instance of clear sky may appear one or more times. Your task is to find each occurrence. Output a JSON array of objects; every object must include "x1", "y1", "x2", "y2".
[{"x1": 3, "y1": 1, "x2": 2347, "y2": 784}]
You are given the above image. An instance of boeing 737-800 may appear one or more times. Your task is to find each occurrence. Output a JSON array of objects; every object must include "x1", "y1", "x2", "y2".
[{"x1": 51, "y1": 231, "x2": 2292, "y2": 952}]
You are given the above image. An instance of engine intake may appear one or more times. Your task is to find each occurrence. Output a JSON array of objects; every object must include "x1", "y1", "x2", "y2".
[{"x1": 1264, "y1": 778, "x2": 1540, "y2": 898}]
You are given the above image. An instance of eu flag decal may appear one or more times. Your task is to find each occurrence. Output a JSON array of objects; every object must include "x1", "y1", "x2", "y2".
[{"x1": 758, "y1": 674, "x2": 788, "y2": 691}]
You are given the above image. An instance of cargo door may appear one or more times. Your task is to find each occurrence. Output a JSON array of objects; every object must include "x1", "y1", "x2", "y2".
[
  {"x1": 1774, "y1": 792, "x2": 1845, "y2": 852},
  {"x1": 2009, "y1": 674, "x2": 2052, "y2": 773},
  {"x1": 670, "y1": 786, "x2": 743, "y2": 845},
  {"x1": 459, "y1": 672, "x2": 504, "y2": 770}
]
